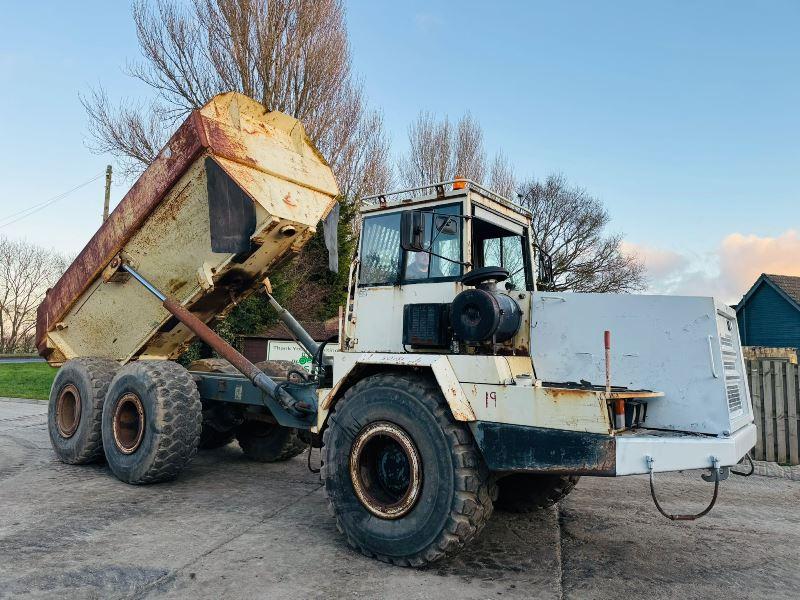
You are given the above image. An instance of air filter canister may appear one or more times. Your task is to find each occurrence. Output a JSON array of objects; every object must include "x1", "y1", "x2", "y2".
[{"x1": 451, "y1": 288, "x2": 522, "y2": 343}]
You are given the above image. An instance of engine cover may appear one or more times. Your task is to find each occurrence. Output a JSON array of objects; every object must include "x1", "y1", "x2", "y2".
[{"x1": 451, "y1": 288, "x2": 521, "y2": 343}]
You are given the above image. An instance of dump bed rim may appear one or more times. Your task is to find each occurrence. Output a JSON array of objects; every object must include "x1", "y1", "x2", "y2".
[{"x1": 35, "y1": 110, "x2": 209, "y2": 357}]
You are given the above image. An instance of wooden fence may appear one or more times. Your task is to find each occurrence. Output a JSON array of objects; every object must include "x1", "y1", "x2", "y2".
[{"x1": 746, "y1": 358, "x2": 800, "y2": 465}]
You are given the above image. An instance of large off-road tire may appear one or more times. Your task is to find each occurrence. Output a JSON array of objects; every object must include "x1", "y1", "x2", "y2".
[
  {"x1": 322, "y1": 373, "x2": 495, "y2": 567},
  {"x1": 187, "y1": 358, "x2": 239, "y2": 374},
  {"x1": 199, "y1": 425, "x2": 236, "y2": 450},
  {"x1": 494, "y1": 473, "x2": 580, "y2": 513},
  {"x1": 188, "y1": 358, "x2": 306, "y2": 454},
  {"x1": 236, "y1": 421, "x2": 305, "y2": 462},
  {"x1": 101, "y1": 361, "x2": 202, "y2": 484},
  {"x1": 47, "y1": 358, "x2": 119, "y2": 464},
  {"x1": 188, "y1": 359, "x2": 239, "y2": 450}
]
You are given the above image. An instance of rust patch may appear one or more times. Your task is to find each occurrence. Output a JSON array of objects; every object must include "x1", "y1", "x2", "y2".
[
  {"x1": 166, "y1": 278, "x2": 188, "y2": 295},
  {"x1": 203, "y1": 118, "x2": 257, "y2": 167},
  {"x1": 35, "y1": 110, "x2": 207, "y2": 356},
  {"x1": 545, "y1": 387, "x2": 598, "y2": 399}
]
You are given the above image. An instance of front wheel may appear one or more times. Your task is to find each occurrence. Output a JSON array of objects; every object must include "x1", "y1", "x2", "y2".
[{"x1": 322, "y1": 373, "x2": 494, "y2": 567}]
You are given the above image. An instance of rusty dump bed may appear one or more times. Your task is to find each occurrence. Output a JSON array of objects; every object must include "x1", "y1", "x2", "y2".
[{"x1": 37, "y1": 92, "x2": 339, "y2": 366}]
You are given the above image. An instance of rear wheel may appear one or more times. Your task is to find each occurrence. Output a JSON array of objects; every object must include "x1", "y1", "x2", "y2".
[
  {"x1": 47, "y1": 358, "x2": 119, "y2": 464},
  {"x1": 494, "y1": 473, "x2": 580, "y2": 512},
  {"x1": 199, "y1": 425, "x2": 236, "y2": 450},
  {"x1": 188, "y1": 359, "x2": 239, "y2": 449},
  {"x1": 322, "y1": 373, "x2": 494, "y2": 567},
  {"x1": 188, "y1": 358, "x2": 307, "y2": 451},
  {"x1": 236, "y1": 421, "x2": 305, "y2": 462},
  {"x1": 102, "y1": 361, "x2": 202, "y2": 484}
]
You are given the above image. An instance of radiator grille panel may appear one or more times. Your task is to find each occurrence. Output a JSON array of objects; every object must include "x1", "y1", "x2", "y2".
[
  {"x1": 726, "y1": 383, "x2": 743, "y2": 414},
  {"x1": 717, "y1": 316, "x2": 747, "y2": 419}
]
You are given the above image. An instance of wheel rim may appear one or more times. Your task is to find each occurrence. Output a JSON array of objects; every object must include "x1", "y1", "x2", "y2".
[
  {"x1": 349, "y1": 421, "x2": 422, "y2": 519},
  {"x1": 112, "y1": 393, "x2": 145, "y2": 454},
  {"x1": 55, "y1": 384, "x2": 81, "y2": 438}
]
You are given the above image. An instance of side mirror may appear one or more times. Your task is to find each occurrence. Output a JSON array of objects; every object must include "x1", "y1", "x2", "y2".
[
  {"x1": 400, "y1": 210, "x2": 426, "y2": 252},
  {"x1": 434, "y1": 214, "x2": 458, "y2": 236},
  {"x1": 537, "y1": 251, "x2": 554, "y2": 285}
]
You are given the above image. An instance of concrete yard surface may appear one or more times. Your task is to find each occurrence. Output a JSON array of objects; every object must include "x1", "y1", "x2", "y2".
[{"x1": 1, "y1": 397, "x2": 798, "y2": 599}]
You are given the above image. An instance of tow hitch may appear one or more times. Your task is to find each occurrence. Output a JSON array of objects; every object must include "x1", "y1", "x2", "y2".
[{"x1": 646, "y1": 455, "x2": 727, "y2": 521}]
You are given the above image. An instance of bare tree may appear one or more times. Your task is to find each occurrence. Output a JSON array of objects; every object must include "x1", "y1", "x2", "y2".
[
  {"x1": 517, "y1": 175, "x2": 645, "y2": 293},
  {"x1": 82, "y1": 0, "x2": 390, "y2": 198},
  {"x1": 398, "y1": 110, "x2": 513, "y2": 196},
  {"x1": 398, "y1": 111, "x2": 455, "y2": 189},
  {"x1": 0, "y1": 238, "x2": 67, "y2": 353},
  {"x1": 488, "y1": 151, "x2": 516, "y2": 199},
  {"x1": 455, "y1": 113, "x2": 485, "y2": 184}
]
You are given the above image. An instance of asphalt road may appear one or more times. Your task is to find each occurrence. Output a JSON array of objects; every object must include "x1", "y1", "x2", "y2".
[
  {"x1": 1, "y1": 397, "x2": 798, "y2": 600},
  {"x1": 0, "y1": 358, "x2": 44, "y2": 364}
]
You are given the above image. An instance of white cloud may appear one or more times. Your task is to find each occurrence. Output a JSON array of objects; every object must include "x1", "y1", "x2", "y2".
[
  {"x1": 622, "y1": 241, "x2": 687, "y2": 281},
  {"x1": 718, "y1": 230, "x2": 800, "y2": 296},
  {"x1": 626, "y1": 230, "x2": 800, "y2": 304}
]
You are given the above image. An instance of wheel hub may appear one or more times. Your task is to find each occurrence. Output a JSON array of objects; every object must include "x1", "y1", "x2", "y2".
[
  {"x1": 112, "y1": 393, "x2": 145, "y2": 454},
  {"x1": 55, "y1": 384, "x2": 81, "y2": 438},
  {"x1": 349, "y1": 421, "x2": 422, "y2": 519}
]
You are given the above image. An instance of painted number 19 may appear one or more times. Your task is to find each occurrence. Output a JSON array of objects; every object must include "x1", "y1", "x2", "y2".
[{"x1": 485, "y1": 391, "x2": 497, "y2": 408}]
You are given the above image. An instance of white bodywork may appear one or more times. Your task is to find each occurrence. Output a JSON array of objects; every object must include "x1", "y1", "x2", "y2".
[
  {"x1": 326, "y1": 183, "x2": 756, "y2": 476},
  {"x1": 615, "y1": 425, "x2": 756, "y2": 474},
  {"x1": 530, "y1": 292, "x2": 753, "y2": 436},
  {"x1": 322, "y1": 349, "x2": 756, "y2": 474}
]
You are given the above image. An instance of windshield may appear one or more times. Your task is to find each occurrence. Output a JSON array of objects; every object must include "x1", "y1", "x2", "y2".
[{"x1": 403, "y1": 204, "x2": 462, "y2": 282}]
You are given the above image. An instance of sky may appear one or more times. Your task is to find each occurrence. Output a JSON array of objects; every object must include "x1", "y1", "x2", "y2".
[{"x1": 0, "y1": 1, "x2": 797, "y2": 303}]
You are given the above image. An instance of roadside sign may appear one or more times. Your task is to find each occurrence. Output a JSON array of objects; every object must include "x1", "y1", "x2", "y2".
[{"x1": 266, "y1": 340, "x2": 335, "y2": 371}]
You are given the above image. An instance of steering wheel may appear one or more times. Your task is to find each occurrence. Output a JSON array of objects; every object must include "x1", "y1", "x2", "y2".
[{"x1": 460, "y1": 266, "x2": 509, "y2": 287}]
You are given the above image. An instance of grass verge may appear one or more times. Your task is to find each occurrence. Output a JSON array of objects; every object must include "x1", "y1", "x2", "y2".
[{"x1": 0, "y1": 363, "x2": 57, "y2": 400}]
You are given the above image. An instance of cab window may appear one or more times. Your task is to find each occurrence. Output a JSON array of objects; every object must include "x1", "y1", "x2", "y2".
[
  {"x1": 359, "y1": 213, "x2": 401, "y2": 286},
  {"x1": 403, "y1": 204, "x2": 462, "y2": 283},
  {"x1": 472, "y1": 215, "x2": 531, "y2": 291}
]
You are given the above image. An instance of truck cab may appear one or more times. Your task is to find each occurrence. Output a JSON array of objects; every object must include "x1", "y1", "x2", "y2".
[{"x1": 346, "y1": 181, "x2": 535, "y2": 355}]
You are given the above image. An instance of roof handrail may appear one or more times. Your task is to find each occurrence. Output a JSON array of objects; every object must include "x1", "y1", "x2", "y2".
[{"x1": 361, "y1": 179, "x2": 531, "y2": 217}]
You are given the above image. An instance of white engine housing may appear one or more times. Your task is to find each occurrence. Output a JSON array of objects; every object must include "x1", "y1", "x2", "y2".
[{"x1": 530, "y1": 292, "x2": 753, "y2": 436}]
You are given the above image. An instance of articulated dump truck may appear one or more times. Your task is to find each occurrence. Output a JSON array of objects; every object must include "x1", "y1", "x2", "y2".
[{"x1": 38, "y1": 92, "x2": 756, "y2": 567}]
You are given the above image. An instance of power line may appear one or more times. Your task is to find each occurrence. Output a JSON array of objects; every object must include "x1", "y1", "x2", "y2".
[{"x1": 0, "y1": 171, "x2": 106, "y2": 230}]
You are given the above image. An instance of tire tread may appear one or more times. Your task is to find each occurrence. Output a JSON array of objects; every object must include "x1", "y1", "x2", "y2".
[
  {"x1": 105, "y1": 361, "x2": 202, "y2": 484},
  {"x1": 49, "y1": 358, "x2": 118, "y2": 464},
  {"x1": 321, "y1": 372, "x2": 495, "y2": 566},
  {"x1": 495, "y1": 473, "x2": 580, "y2": 513}
]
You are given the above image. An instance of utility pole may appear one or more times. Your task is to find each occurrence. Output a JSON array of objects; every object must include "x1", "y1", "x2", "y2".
[{"x1": 102, "y1": 165, "x2": 112, "y2": 222}]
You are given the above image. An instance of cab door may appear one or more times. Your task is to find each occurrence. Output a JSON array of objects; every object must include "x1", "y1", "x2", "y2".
[{"x1": 350, "y1": 203, "x2": 464, "y2": 353}]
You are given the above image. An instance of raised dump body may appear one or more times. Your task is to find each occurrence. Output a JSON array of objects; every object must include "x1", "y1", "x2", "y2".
[{"x1": 37, "y1": 92, "x2": 338, "y2": 365}]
